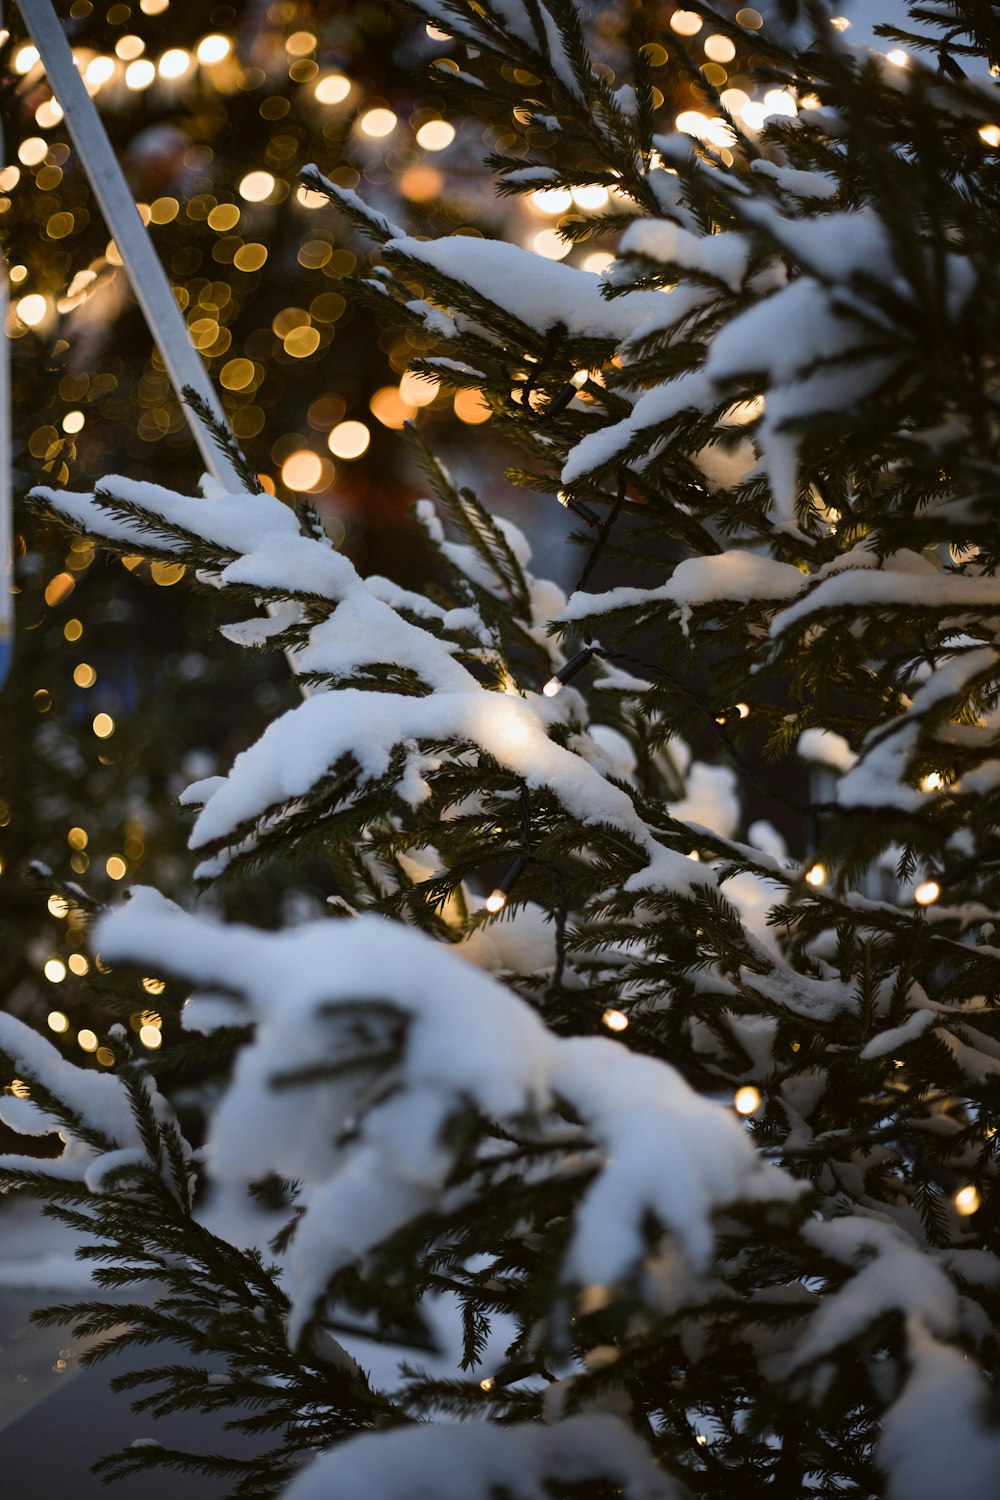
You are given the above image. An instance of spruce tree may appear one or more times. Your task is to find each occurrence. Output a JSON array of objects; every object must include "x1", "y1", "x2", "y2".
[{"x1": 4, "y1": 2, "x2": 1000, "y2": 1497}]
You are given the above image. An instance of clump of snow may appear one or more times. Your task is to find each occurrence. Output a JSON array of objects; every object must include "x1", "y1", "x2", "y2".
[{"x1": 97, "y1": 892, "x2": 802, "y2": 1341}]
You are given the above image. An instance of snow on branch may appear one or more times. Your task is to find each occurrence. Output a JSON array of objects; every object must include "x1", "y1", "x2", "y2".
[{"x1": 97, "y1": 891, "x2": 803, "y2": 1343}]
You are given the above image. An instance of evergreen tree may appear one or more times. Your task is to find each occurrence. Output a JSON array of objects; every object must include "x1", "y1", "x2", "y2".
[{"x1": 5, "y1": 2, "x2": 1000, "y2": 1497}]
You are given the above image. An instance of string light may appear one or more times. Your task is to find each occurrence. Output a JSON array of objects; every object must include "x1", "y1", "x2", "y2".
[
  {"x1": 47, "y1": 1011, "x2": 69, "y2": 1033},
  {"x1": 485, "y1": 856, "x2": 527, "y2": 914},
  {"x1": 77, "y1": 1029, "x2": 99, "y2": 1053},
  {"x1": 315, "y1": 74, "x2": 351, "y2": 105},
  {"x1": 542, "y1": 646, "x2": 602, "y2": 698},
  {"x1": 805, "y1": 864, "x2": 826, "y2": 888},
  {"x1": 48, "y1": 894, "x2": 69, "y2": 917},
  {"x1": 602, "y1": 1008, "x2": 629, "y2": 1032},
  {"x1": 914, "y1": 880, "x2": 941, "y2": 906},
  {"x1": 44, "y1": 958, "x2": 67, "y2": 983},
  {"x1": 359, "y1": 108, "x2": 397, "y2": 138},
  {"x1": 196, "y1": 34, "x2": 232, "y2": 65},
  {"x1": 158, "y1": 48, "x2": 192, "y2": 79},
  {"x1": 416, "y1": 120, "x2": 455, "y2": 151},
  {"x1": 480, "y1": 1376, "x2": 495, "y2": 1392},
  {"x1": 734, "y1": 1085, "x2": 761, "y2": 1115},
  {"x1": 953, "y1": 1184, "x2": 981, "y2": 1216}
]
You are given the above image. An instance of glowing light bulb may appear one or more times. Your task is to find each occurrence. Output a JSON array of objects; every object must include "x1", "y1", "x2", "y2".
[
  {"x1": 48, "y1": 1011, "x2": 69, "y2": 1033},
  {"x1": 480, "y1": 1376, "x2": 495, "y2": 1392},
  {"x1": 920, "y1": 772, "x2": 943, "y2": 792},
  {"x1": 979, "y1": 125, "x2": 1000, "y2": 148},
  {"x1": 532, "y1": 229, "x2": 569, "y2": 261},
  {"x1": 77, "y1": 1029, "x2": 99, "y2": 1053},
  {"x1": 602, "y1": 1008, "x2": 629, "y2": 1032},
  {"x1": 125, "y1": 59, "x2": 155, "y2": 89},
  {"x1": 914, "y1": 880, "x2": 941, "y2": 906},
  {"x1": 416, "y1": 120, "x2": 455, "y2": 151},
  {"x1": 85, "y1": 56, "x2": 115, "y2": 88},
  {"x1": 885, "y1": 49, "x2": 908, "y2": 67},
  {"x1": 159, "y1": 48, "x2": 192, "y2": 79},
  {"x1": 327, "y1": 421, "x2": 370, "y2": 459},
  {"x1": 485, "y1": 890, "x2": 507, "y2": 914},
  {"x1": 734, "y1": 1085, "x2": 761, "y2": 1115},
  {"x1": 805, "y1": 863, "x2": 826, "y2": 888},
  {"x1": 239, "y1": 171, "x2": 275, "y2": 203},
  {"x1": 44, "y1": 958, "x2": 67, "y2": 983},
  {"x1": 315, "y1": 73, "x2": 351, "y2": 104},
  {"x1": 197, "y1": 34, "x2": 232, "y2": 65},
  {"x1": 14, "y1": 44, "x2": 40, "y2": 73},
  {"x1": 542, "y1": 676, "x2": 563, "y2": 698},
  {"x1": 530, "y1": 187, "x2": 572, "y2": 215},
  {"x1": 359, "y1": 108, "x2": 397, "y2": 138},
  {"x1": 953, "y1": 1184, "x2": 981, "y2": 1216},
  {"x1": 670, "y1": 10, "x2": 703, "y2": 35}
]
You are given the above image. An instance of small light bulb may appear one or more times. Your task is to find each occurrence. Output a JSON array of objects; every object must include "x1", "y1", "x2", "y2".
[
  {"x1": 885, "y1": 48, "x2": 908, "y2": 67},
  {"x1": 480, "y1": 1376, "x2": 494, "y2": 1392},
  {"x1": 602, "y1": 1008, "x2": 629, "y2": 1032},
  {"x1": 571, "y1": 368, "x2": 590, "y2": 388},
  {"x1": 914, "y1": 880, "x2": 941, "y2": 907},
  {"x1": 485, "y1": 890, "x2": 507, "y2": 914},
  {"x1": 736, "y1": 702, "x2": 750, "y2": 719},
  {"x1": 920, "y1": 772, "x2": 943, "y2": 792},
  {"x1": 734, "y1": 1085, "x2": 761, "y2": 1115},
  {"x1": 542, "y1": 676, "x2": 563, "y2": 698},
  {"x1": 953, "y1": 1184, "x2": 981, "y2": 1217},
  {"x1": 805, "y1": 863, "x2": 826, "y2": 887}
]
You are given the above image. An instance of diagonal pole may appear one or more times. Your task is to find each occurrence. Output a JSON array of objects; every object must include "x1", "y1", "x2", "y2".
[{"x1": 15, "y1": 0, "x2": 243, "y2": 492}]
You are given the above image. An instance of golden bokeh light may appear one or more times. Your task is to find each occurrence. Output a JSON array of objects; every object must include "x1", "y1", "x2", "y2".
[{"x1": 327, "y1": 420, "x2": 371, "y2": 459}]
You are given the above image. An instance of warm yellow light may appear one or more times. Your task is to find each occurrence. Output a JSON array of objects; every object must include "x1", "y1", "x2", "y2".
[
  {"x1": 141, "y1": 0, "x2": 170, "y2": 12},
  {"x1": 18, "y1": 136, "x2": 47, "y2": 167},
  {"x1": 106, "y1": 856, "x2": 127, "y2": 881},
  {"x1": 915, "y1": 880, "x2": 941, "y2": 907},
  {"x1": 370, "y1": 385, "x2": 417, "y2": 429},
  {"x1": 62, "y1": 410, "x2": 85, "y2": 434},
  {"x1": 920, "y1": 772, "x2": 944, "y2": 792},
  {"x1": 704, "y1": 34, "x2": 736, "y2": 62},
  {"x1": 44, "y1": 958, "x2": 67, "y2": 983},
  {"x1": 485, "y1": 890, "x2": 507, "y2": 914},
  {"x1": 73, "y1": 663, "x2": 97, "y2": 688},
  {"x1": 125, "y1": 59, "x2": 156, "y2": 90},
  {"x1": 571, "y1": 184, "x2": 609, "y2": 210},
  {"x1": 315, "y1": 73, "x2": 351, "y2": 105},
  {"x1": 736, "y1": 6, "x2": 763, "y2": 24},
  {"x1": 327, "y1": 420, "x2": 371, "y2": 459},
  {"x1": 150, "y1": 561, "x2": 186, "y2": 587},
  {"x1": 68, "y1": 827, "x2": 88, "y2": 850},
  {"x1": 48, "y1": 1010, "x2": 69, "y2": 1034},
  {"x1": 542, "y1": 677, "x2": 563, "y2": 698},
  {"x1": 286, "y1": 30, "x2": 317, "y2": 57},
  {"x1": 115, "y1": 34, "x2": 145, "y2": 60},
  {"x1": 0, "y1": 167, "x2": 21, "y2": 192},
  {"x1": 9, "y1": 1080, "x2": 30, "y2": 1099},
  {"x1": 77, "y1": 1029, "x2": 99, "y2": 1053},
  {"x1": 15, "y1": 293, "x2": 47, "y2": 328},
  {"x1": 85, "y1": 56, "x2": 116, "y2": 88},
  {"x1": 416, "y1": 119, "x2": 456, "y2": 151},
  {"x1": 284, "y1": 325, "x2": 321, "y2": 358},
  {"x1": 979, "y1": 124, "x2": 1000, "y2": 148},
  {"x1": 675, "y1": 110, "x2": 709, "y2": 137},
  {"x1": 602, "y1": 1008, "x2": 629, "y2": 1032},
  {"x1": 480, "y1": 1376, "x2": 495, "y2": 1392},
  {"x1": 805, "y1": 863, "x2": 826, "y2": 888},
  {"x1": 238, "y1": 170, "x2": 275, "y2": 203},
  {"x1": 954, "y1": 1184, "x2": 981, "y2": 1217},
  {"x1": 48, "y1": 893, "x2": 70, "y2": 918},
  {"x1": 582, "y1": 250, "x2": 614, "y2": 274},
  {"x1": 35, "y1": 98, "x2": 64, "y2": 128},
  {"x1": 454, "y1": 389, "x2": 492, "y2": 425},
  {"x1": 735, "y1": 702, "x2": 750, "y2": 719},
  {"x1": 360, "y1": 108, "x2": 398, "y2": 138},
  {"x1": 281, "y1": 450, "x2": 324, "y2": 492},
  {"x1": 142, "y1": 977, "x2": 166, "y2": 995},
  {"x1": 197, "y1": 34, "x2": 232, "y2": 65},
  {"x1": 139, "y1": 1024, "x2": 163, "y2": 1048},
  {"x1": 14, "y1": 44, "x2": 40, "y2": 73},
  {"x1": 533, "y1": 228, "x2": 569, "y2": 261},
  {"x1": 830, "y1": 15, "x2": 851, "y2": 30},
  {"x1": 734, "y1": 1085, "x2": 761, "y2": 1115},
  {"x1": 158, "y1": 47, "x2": 191, "y2": 78},
  {"x1": 92, "y1": 712, "x2": 115, "y2": 739},
  {"x1": 68, "y1": 954, "x2": 89, "y2": 976},
  {"x1": 670, "y1": 9, "x2": 703, "y2": 34},
  {"x1": 885, "y1": 48, "x2": 908, "y2": 67},
  {"x1": 763, "y1": 88, "x2": 798, "y2": 117},
  {"x1": 530, "y1": 187, "x2": 572, "y2": 215}
]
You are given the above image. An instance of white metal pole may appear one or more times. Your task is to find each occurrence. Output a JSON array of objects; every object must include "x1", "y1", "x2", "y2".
[
  {"x1": 0, "y1": 2, "x2": 13, "y2": 690},
  {"x1": 16, "y1": 0, "x2": 243, "y2": 492}
]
